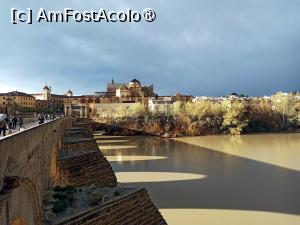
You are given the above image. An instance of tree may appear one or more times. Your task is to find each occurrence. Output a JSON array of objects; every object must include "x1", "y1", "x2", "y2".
[
  {"x1": 271, "y1": 92, "x2": 299, "y2": 129},
  {"x1": 222, "y1": 100, "x2": 248, "y2": 135},
  {"x1": 7, "y1": 102, "x2": 20, "y2": 115},
  {"x1": 172, "y1": 101, "x2": 185, "y2": 116}
]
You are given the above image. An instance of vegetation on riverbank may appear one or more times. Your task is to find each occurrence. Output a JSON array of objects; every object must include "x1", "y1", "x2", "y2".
[{"x1": 94, "y1": 92, "x2": 300, "y2": 137}]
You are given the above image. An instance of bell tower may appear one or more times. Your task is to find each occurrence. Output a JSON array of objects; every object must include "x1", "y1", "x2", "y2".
[{"x1": 43, "y1": 84, "x2": 51, "y2": 100}]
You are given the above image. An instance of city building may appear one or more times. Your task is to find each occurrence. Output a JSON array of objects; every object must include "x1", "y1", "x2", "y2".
[
  {"x1": 101, "y1": 78, "x2": 155, "y2": 99},
  {"x1": 32, "y1": 85, "x2": 70, "y2": 112},
  {"x1": 116, "y1": 83, "x2": 131, "y2": 98},
  {"x1": 107, "y1": 79, "x2": 122, "y2": 96},
  {"x1": 148, "y1": 97, "x2": 174, "y2": 113},
  {"x1": 192, "y1": 96, "x2": 209, "y2": 102},
  {"x1": 0, "y1": 79, "x2": 191, "y2": 117},
  {"x1": 64, "y1": 99, "x2": 88, "y2": 118},
  {"x1": 0, "y1": 91, "x2": 36, "y2": 113}
]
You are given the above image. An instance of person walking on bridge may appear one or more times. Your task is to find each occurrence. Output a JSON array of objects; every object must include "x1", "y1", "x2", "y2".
[
  {"x1": 18, "y1": 116, "x2": 24, "y2": 129},
  {"x1": 12, "y1": 116, "x2": 17, "y2": 130},
  {"x1": 38, "y1": 114, "x2": 45, "y2": 124},
  {"x1": 0, "y1": 114, "x2": 7, "y2": 137}
]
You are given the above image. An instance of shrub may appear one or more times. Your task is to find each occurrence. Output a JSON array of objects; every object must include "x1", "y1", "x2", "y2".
[
  {"x1": 53, "y1": 193, "x2": 68, "y2": 200},
  {"x1": 52, "y1": 201, "x2": 67, "y2": 214},
  {"x1": 271, "y1": 92, "x2": 299, "y2": 129},
  {"x1": 98, "y1": 93, "x2": 300, "y2": 136},
  {"x1": 222, "y1": 101, "x2": 248, "y2": 135},
  {"x1": 129, "y1": 103, "x2": 146, "y2": 117}
]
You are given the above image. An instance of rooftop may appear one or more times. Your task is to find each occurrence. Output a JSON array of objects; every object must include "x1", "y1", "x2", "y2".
[
  {"x1": 118, "y1": 83, "x2": 129, "y2": 90},
  {"x1": 130, "y1": 78, "x2": 140, "y2": 83},
  {"x1": 43, "y1": 85, "x2": 50, "y2": 90},
  {"x1": 0, "y1": 91, "x2": 34, "y2": 98}
]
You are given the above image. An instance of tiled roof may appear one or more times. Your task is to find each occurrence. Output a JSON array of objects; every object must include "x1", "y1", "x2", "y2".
[
  {"x1": 118, "y1": 83, "x2": 129, "y2": 90},
  {"x1": 0, "y1": 91, "x2": 34, "y2": 98}
]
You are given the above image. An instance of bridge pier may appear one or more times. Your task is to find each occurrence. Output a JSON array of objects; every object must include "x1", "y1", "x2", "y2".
[{"x1": 0, "y1": 118, "x2": 166, "y2": 225}]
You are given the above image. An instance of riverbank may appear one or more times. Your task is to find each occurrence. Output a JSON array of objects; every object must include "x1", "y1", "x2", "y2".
[
  {"x1": 94, "y1": 121, "x2": 300, "y2": 138},
  {"x1": 93, "y1": 93, "x2": 300, "y2": 137}
]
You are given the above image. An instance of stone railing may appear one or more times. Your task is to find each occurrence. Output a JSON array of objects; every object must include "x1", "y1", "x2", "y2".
[{"x1": 0, "y1": 117, "x2": 71, "y2": 225}]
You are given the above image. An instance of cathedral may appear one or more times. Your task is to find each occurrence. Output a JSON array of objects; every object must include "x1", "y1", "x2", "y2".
[{"x1": 105, "y1": 78, "x2": 154, "y2": 98}]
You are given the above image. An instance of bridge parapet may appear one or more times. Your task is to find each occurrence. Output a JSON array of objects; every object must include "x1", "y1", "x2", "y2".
[{"x1": 0, "y1": 118, "x2": 71, "y2": 225}]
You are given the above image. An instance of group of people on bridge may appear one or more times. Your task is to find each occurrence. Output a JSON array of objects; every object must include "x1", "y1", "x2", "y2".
[
  {"x1": 0, "y1": 115, "x2": 23, "y2": 137},
  {"x1": 0, "y1": 113, "x2": 63, "y2": 138}
]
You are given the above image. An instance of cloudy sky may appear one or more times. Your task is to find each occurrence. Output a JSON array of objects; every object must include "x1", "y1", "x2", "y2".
[{"x1": 1, "y1": 0, "x2": 300, "y2": 96}]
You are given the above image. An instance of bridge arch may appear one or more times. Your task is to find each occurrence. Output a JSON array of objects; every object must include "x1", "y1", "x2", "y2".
[
  {"x1": 1, "y1": 177, "x2": 41, "y2": 225},
  {"x1": 11, "y1": 218, "x2": 28, "y2": 225},
  {"x1": 18, "y1": 178, "x2": 41, "y2": 225}
]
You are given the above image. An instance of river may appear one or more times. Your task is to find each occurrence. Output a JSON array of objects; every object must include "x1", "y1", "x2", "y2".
[{"x1": 95, "y1": 133, "x2": 300, "y2": 225}]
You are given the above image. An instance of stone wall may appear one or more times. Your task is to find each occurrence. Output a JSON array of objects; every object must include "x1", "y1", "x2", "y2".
[
  {"x1": 92, "y1": 102, "x2": 137, "y2": 119},
  {"x1": 44, "y1": 188, "x2": 166, "y2": 225},
  {"x1": 0, "y1": 118, "x2": 71, "y2": 225},
  {"x1": 57, "y1": 150, "x2": 116, "y2": 187},
  {"x1": 0, "y1": 118, "x2": 167, "y2": 225},
  {"x1": 56, "y1": 125, "x2": 117, "y2": 188}
]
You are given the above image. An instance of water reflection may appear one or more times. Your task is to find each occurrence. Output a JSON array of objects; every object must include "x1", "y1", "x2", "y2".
[
  {"x1": 96, "y1": 139, "x2": 131, "y2": 143},
  {"x1": 98, "y1": 135, "x2": 300, "y2": 225},
  {"x1": 93, "y1": 135, "x2": 125, "y2": 138},
  {"x1": 175, "y1": 133, "x2": 300, "y2": 171},
  {"x1": 106, "y1": 155, "x2": 167, "y2": 162},
  {"x1": 160, "y1": 209, "x2": 300, "y2": 225},
  {"x1": 116, "y1": 172, "x2": 206, "y2": 183},
  {"x1": 98, "y1": 145, "x2": 137, "y2": 150}
]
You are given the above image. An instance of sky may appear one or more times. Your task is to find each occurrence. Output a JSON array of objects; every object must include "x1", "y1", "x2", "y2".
[{"x1": 0, "y1": 0, "x2": 300, "y2": 96}]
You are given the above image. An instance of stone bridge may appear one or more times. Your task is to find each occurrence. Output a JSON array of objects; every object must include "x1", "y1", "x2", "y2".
[
  {"x1": 0, "y1": 118, "x2": 166, "y2": 225},
  {"x1": 0, "y1": 118, "x2": 70, "y2": 225}
]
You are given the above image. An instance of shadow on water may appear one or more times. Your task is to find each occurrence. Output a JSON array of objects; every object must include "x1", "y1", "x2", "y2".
[{"x1": 97, "y1": 136, "x2": 300, "y2": 216}]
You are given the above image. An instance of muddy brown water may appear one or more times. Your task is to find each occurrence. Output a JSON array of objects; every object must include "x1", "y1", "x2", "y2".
[{"x1": 96, "y1": 133, "x2": 300, "y2": 225}]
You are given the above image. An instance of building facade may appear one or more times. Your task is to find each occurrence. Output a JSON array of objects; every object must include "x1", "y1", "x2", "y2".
[
  {"x1": 32, "y1": 85, "x2": 69, "y2": 112},
  {"x1": 64, "y1": 100, "x2": 88, "y2": 118},
  {"x1": 0, "y1": 91, "x2": 36, "y2": 113},
  {"x1": 148, "y1": 97, "x2": 174, "y2": 113},
  {"x1": 1, "y1": 79, "x2": 173, "y2": 117}
]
